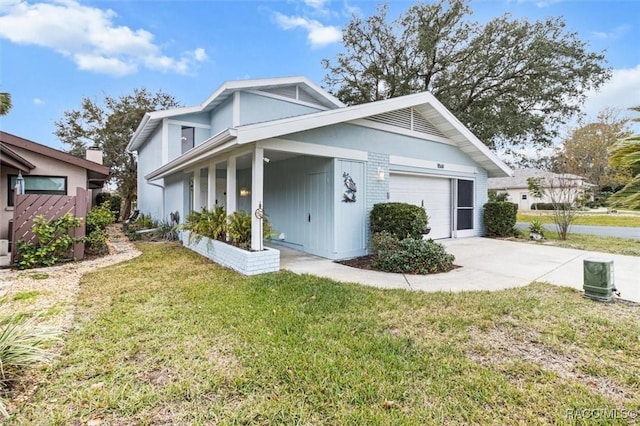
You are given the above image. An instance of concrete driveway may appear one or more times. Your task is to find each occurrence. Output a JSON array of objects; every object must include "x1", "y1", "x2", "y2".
[{"x1": 277, "y1": 238, "x2": 640, "y2": 303}]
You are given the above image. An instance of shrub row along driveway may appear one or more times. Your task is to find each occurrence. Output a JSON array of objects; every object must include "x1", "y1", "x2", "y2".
[{"x1": 8, "y1": 242, "x2": 640, "y2": 424}]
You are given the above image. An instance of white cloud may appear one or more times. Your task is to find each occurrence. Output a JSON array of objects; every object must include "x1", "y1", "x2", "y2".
[
  {"x1": 583, "y1": 65, "x2": 640, "y2": 131},
  {"x1": 591, "y1": 25, "x2": 630, "y2": 40},
  {"x1": 304, "y1": 0, "x2": 329, "y2": 10},
  {"x1": 0, "y1": 0, "x2": 207, "y2": 76},
  {"x1": 32, "y1": 98, "x2": 44, "y2": 105},
  {"x1": 274, "y1": 12, "x2": 341, "y2": 48}
]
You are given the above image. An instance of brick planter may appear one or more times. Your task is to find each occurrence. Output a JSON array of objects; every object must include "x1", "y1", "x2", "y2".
[{"x1": 181, "y1": 231, "x2": 280, "y2": 275}]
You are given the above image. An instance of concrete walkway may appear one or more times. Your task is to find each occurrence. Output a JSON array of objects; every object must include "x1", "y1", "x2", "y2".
[{"x1": 276, "y1": 238, "x2": 640, "y2": 303}]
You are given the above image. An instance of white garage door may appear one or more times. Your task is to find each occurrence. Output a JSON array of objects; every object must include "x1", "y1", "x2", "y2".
[{"x1": 389, "y1": 174, "x2": 452, "y2": 239}]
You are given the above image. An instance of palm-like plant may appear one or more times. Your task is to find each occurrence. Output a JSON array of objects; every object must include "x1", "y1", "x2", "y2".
[
  {"x1": 608, "y1": 106, "x2": 640, "y2": 209},
  {"x1": 0, "y1": 93, "x2": 11, "y2": 116}
]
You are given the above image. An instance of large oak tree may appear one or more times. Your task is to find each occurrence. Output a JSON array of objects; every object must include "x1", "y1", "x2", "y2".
[
  {"x1": 55, "y1": 89, "x2": 181, "y2": 219},
  {"x1": 322, "y1": 1, "x2": 610, "y2": 151}
]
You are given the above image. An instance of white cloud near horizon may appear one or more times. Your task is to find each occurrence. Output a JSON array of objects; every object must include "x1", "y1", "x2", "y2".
[
  {"x1": 583, "y1": 65, "x2": 640, "y2": 129},
  {"x1": 274, "y1": 12, "x2": 341, "y2": 48},
  {"x1": 591, "y1": 24, "x2": 630, "y2": 40},
  {"x1": 32, "y1": 98, "x2": 44, "y2": 105},
  {"x1": 0, "y1": 0, "x2": 207, "y2": 76}
]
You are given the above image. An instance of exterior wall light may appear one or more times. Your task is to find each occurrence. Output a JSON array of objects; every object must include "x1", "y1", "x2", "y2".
[
  {"x1": 240, "y1": 188, "x2": 251, "y2": 197},
  {"x1": 376, "y1": 166, "x2": 385, "y2": 181}
]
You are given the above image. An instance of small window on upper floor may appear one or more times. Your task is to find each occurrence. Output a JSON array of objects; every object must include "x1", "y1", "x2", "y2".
[
  {"x1": 521, "y1": 194, "x2": 528, "y2": 200},
  {"x1": 181, "y1": 126, "x2": 195, "y2": 154}
]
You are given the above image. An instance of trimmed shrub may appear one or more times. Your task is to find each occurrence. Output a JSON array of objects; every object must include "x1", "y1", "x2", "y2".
[
  {"x1": 371, "y1": 231, "x2": 455, "y2": 274},
  {"x1": 370, "y1": 202, "x2": 429, "y2": 239},
  {"x1": 483, "y1": 201, "x2": 518, "y2": 237},
  {"x1": 530, "y1": 202, "x2": 572, "y2": 210},
  {"x1": 95, "y1": 192, "x2": 111, "y2": 206}
]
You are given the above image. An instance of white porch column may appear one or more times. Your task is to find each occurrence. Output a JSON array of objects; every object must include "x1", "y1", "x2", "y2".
[
  {"x1": 251, "y1": 145, "x2": 264, "y2": 251},
  {"x1": 192, "y1": 168, "x2": 201, "y2": 212},
  {"x1": 226, "y1": 156, "x2": 237, "y2": 214},
  {"x1": 207, "y1": 160, "x2": 216, "y2": 209}
]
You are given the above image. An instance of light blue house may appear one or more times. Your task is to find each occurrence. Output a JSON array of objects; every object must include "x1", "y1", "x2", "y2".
[{"x1": 127, "y1": 77, "x2": 511, "y2": 273}]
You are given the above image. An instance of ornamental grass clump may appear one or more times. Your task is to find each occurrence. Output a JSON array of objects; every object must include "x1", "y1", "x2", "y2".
[{"x1": 0, "y1": 310, "x2": 59, "y2": 418}]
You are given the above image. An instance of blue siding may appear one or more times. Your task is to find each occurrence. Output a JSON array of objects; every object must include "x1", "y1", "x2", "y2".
[
  {"x1": 211, "y1": 98, "x2": 233, "y2": 134},
  {"x1": 137, "y1": 126, "x2": 164, "y2": 219},
  {"x1": 264, "y1": 156, "x2": 334, "y2": 257},
  {"x1": 334, "y1": 160, "x2": 366, "y2": 257},
  {"x1": 164, "y1": 173, "x2": 187, "y2": 223},
  {"x1": 283, "y1": 123, "x2": 478, "y2": 167},
  {"x1": 239, "y1": 92, "x2": 322, "y2": 126}
]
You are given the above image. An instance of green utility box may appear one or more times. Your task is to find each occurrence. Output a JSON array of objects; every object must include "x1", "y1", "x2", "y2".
[{"x1": 583, "y1": 258, "x2": 615, "y2": 302}]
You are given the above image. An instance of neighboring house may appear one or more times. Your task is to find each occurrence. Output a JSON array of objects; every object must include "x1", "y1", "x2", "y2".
[
  {"x1": 0, "y1": 131, "x2": 110, "y2": 242},
  {"x1": 127, "y1": 76, "x2": 511, "y2": 262},
  {"x1": 488, "y1": 168, "x2": 593, "y2": 210}
]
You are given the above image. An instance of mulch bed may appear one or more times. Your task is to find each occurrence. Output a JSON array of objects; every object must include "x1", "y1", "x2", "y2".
[
  {"x1": 336, "y1": 255, "x2": 377, "y2": 270},
  {"x1": 337, "y1": 255, "x2": 461, "y2": 274}
]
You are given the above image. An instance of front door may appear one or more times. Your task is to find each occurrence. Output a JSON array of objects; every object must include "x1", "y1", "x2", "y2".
[{"x1": 305, "y1": 172, "x2": 330, "y2": 256}]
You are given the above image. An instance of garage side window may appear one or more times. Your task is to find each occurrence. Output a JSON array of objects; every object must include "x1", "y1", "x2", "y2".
[
  {"x1": 8, "y1": 175, "x2": 67, "y2": 207},
  {"x1": 457, "y1": 179, "x2": 474, "y2": 230}
]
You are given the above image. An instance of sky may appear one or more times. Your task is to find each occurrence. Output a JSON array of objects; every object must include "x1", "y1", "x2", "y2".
[{"x1": 0, "y1": 0, "x2": 639, "y2": 153}]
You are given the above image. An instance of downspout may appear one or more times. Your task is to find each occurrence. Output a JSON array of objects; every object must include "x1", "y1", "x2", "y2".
[{"x1": 147, "y1": 179, "x2": 166, "y2": 220}]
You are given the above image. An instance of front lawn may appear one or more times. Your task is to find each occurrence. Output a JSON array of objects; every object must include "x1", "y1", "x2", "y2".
[
  {"x1": 522, "y1": 231, "x2": 640, "y2": 257},
  {"x1": 8, "y1": 243, "x2": 640, "y2": 424},
  {"x1": 518, "y1": 212, "x2": 640, "y2": 227}
]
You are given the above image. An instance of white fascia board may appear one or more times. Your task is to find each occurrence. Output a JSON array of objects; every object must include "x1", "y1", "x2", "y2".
[
  {"x1": 127, "y1": 113, "x2": 151, "y2": 152},
  {"x1": 389, "y1": 155, "x2": 478, "y2": 175},
  {"x1": 262, "y1": 138, "x2": 368, "y2": 161},
  {"x1": 235, "y1": 93, "x2": 434, "y2": 145},
  {"x1": 422, "y1": 92, "x2": 512, "y2": 178},
  {"x1": 145, "y1": 129, "x2": 237, "y2": 181}
]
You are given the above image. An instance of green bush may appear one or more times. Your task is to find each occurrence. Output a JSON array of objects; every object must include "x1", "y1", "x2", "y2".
[
  {"x1": 371, "y1": 231, "x2": 455, "y2": 274},
  {"x1": 488, "y1": 190, "x2": 509, "y2": 202},
  {"x1": 15, "y1": 213, "x2": 82, "y2": 270},
  {"x1": 85, "y1": 203, "x2": 115, "y2": 256},
  {"x1": 95, "y1": 193, "x2": 122, "y2": 221},
  {"x1": 122, "y1": 213, "x2": 157, "y2": 241},
  {"x1": 483, "y1": 202, "x2": 518, "y2": 237},
  {"x1": 154, "y1": 219, "x2": 179, "y2": 241},
  {"x1": 370, "y1": 202, "x2": 429, "y2": 239}
]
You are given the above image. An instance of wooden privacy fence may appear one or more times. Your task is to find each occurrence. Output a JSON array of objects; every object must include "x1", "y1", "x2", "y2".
[{"x1": 11, "y1": 187, "x2": 88, "y2": 264}]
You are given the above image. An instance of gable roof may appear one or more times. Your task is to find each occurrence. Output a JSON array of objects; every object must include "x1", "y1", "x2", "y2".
[
  {"x1": 145, "y1": 89, "x2": 512, "y2": 181},
  {"x1": 127, "y1": 76, "x2": 344, "y2": 152},
  {"x1": 0, "y1": 132, "x2": 110, "y2": 180},
  {"x1": 488, "y1": 168, "x2": 588, "y2": 190}
]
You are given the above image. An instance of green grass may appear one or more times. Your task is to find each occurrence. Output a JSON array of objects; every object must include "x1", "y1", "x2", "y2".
[
  {"x1": 521, "y1": 231, "x2": 640, "y2": 257},
  {"x1": 8, "y1": 243, "x2": 640, "y2": 425},
  {"x1": 11, "y1": 291, "x2": 41, "y2": 302},
  {"x1": 518, "y1": 212, "x2": 640, "y2": 227}
]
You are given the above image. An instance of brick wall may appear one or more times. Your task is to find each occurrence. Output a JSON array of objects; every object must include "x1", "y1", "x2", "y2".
[
  {"x1": 365, "y1": 152, "x2": 390, "y2": 249},
  {"x1": 181, "y1": 231, "x2": 280, "y2": 275}
]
